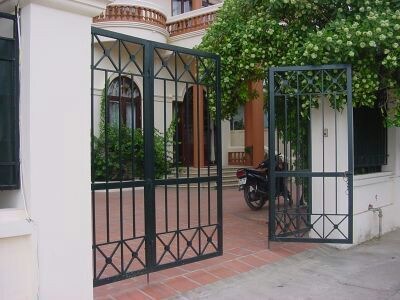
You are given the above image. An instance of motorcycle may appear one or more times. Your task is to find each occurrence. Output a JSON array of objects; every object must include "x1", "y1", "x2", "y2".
[{"x1": 236, "y1": 154, "x2": 293, "y2": 210}]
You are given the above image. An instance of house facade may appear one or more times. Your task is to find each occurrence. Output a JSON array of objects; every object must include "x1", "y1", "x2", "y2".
[{"x1": 0, "y1": 0, "x2": 399, "y2": 299}]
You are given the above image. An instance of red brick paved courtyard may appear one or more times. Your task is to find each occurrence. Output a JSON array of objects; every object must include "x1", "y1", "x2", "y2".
[{"x1": 93, "y1": 187, "x2": 315, "y2": 300}]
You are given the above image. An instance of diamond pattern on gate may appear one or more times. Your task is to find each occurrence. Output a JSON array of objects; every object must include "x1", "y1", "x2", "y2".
[
  {"x1": 298, "y1": 70, "x2": 323, "y2": 94},
  {"x1": 275, "y1": 211, "x2": 311, "y2": 238},
  {"x1": 179, "y1": 228, "x2": 201, "y2": 260},
  {"x1": 154, "y1": 49, "x2": 176, "y2": 80},
  {"x1": 94, "y1": 242, "x2": 122, "y2": 280},
  {"x1": 198, "y1": 57, "x2": 216, "y2": 86},
  {"x1": 120, "y1": 41, "x2": 144, "y2": 76},
  {"x1": 93, "y1": 35, "x2": 119, "y2": 71},
  {"x1": 324, "y1": 215, "x2": 349, "y2": 239},
  {"x1": 123, "y1": 237, "x2": 146, "y2": 273},
  {"x1": 176, "y1": 52, "x2": 197, "y2": 83},
  {"x1": 156, "y1": 231, "x2": 179, "y2": 265},
  {"x1": 274, "y1": 69, "x2": 349, "y2": 96},
  {"x1": 200, "y1": 225, "x2": 218, "y2": 255},
  {"x1": 273, "y1": 71, "x2": 298, "y2": 96}
]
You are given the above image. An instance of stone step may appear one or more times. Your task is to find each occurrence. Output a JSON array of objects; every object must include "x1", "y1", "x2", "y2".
[{"x1": 165, "y1": 165, "x2": 251, "y2": 189}]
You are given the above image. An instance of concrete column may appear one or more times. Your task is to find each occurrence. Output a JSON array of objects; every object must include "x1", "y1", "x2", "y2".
[
  {"x1": 6, "y1": 1, "x2": 109, "y2": 299},
  {"x1": 193, "y1": 85, "x2": 205, "y2": 167},
  {"x1": 245, "y1": 80, "x2": 265, "y2": 166}
]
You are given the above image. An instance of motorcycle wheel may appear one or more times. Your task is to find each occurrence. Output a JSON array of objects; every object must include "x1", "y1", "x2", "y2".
[{"x1": 244, "y1": 184, "x2": 266, "y2": 210}]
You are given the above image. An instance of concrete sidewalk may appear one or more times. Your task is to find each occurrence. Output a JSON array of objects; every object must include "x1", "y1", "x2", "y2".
[{"x1": 175, "y1": 229, "x2": 400, "y2": 300}]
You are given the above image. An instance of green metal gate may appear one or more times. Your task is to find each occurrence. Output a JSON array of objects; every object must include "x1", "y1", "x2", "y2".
[
  {"x1": 268, "y1": 65, "x2": 353, "y2": 244},
  {"x1": 91, "y1": 28, "x2": 222, "y2": 286}
]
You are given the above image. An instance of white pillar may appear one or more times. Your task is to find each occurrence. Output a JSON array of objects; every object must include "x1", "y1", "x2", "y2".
[{"x1": 6, "y1": 1, "x2": 109, "y2": 299}]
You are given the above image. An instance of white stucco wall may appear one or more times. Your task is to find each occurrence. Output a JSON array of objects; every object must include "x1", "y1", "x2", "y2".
[
  {"x1": 0, "y1": 209, "x2": 36, "y2": 300},
  {"x1": 351, "y1": 127, "x2": 400, "y2": 245},
  {"x1": 0, "y1": 1, "x2": 110, "y2": 298}
]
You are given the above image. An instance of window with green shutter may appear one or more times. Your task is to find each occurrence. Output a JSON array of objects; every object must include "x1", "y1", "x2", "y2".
[
  {"x1": 0, "y1": 13, "x2": 19, "y2": 189},
  {"x1": 354, "y1": 91, "x2": 388, "y2": 175}
]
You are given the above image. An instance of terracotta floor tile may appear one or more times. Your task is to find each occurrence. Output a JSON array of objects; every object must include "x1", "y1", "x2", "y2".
[
  {"x1": 253, "y1": 250, "x2": 284, "y2": 263},
  {"x1": 140, "y1": 283, "x2": 176, "y2": 300},
  {"x1": 225, "y1": 247, "x2": 255, "y2": 256},
  {"x1": 114, "y1": 289, "x2": 151, "y2": 300},
  {"x1": 156, "y1": 267, "x2": 187, "y2": 279},
  {"x1": 185, "y1": 270, "x2": 220, "y2": 285},
  {"x1": 179, "y1": 262, "x2": 204, "y2": 272},
  {"x1": 221, "y1": 259, "x2": 254, "y2": 273},
  {"x1": 238, "y1": 255, "x2": 267, "y2": 267},
  {"x1": 164, "y1": 276, "x2": 200, "y2": 293},
  {"x1": 206, "y1": 265, "x2": 238, "y2": 279}
]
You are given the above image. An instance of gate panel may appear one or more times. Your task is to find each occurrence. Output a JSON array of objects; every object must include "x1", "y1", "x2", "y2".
[
  {"x1": 91, "y1": 28, "x2": 222, "y2": 287},
  {"x1": 151, "y1": 43, "x2": 222, "y2": 271},
  {"x1": 268, "y1": 65, "x2": 353, "y2": 244}
]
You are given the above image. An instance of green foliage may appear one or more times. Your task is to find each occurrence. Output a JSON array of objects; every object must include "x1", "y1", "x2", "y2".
[
  {"x1": 92, "y1": 84, "x2": 176, "y2": 181},
  {"x1": 92, "y1": 125, "x2": 175, "y2": 181},
  {"x1": 199, "y1": 0, "x2": 400, "y2": 126}
]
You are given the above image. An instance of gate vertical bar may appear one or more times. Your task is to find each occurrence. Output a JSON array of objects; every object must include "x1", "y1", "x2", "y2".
[
  {"x1": 268, "y1": 68, "x2": 276, "y2": 242},
  {"x1": 143, "y1": 42, "x2": 156, "y2": 270},
  {"x1": 216, "y1": 56, "x2": 223, "y2": 254},
  {"x1": 346, "y1": 65, "x2": 354, "y2": 244}
]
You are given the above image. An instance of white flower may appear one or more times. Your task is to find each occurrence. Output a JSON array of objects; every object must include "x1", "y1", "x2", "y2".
[
  {"x1": 369, "y1": 41, "x2": 376, "y2": 47},
  {"x1": 326, "y1": 36, "x2": 333, "y2": 42},
  {"x1": 349, "y1": 51, "x2": 355, "y2": 57}
]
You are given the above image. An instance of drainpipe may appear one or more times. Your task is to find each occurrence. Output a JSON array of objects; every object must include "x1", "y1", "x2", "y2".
[{"x1": 368, "y1": 204, "x2": 383, "y2": 239}]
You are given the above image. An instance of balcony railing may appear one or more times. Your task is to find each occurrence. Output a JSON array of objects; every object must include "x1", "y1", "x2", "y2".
[
  {"x1": 93, "y1": 4, "x2": 220, "y2": 37},
  {"x1": 167, "y1": 11, "x2": 216, "y2": 37},
  {"x1": 228, "y1": 152, "x2": 252, "y2": 166},
  {"x1": 93, "y1": 5, "x2": 167, "y2": 29}
]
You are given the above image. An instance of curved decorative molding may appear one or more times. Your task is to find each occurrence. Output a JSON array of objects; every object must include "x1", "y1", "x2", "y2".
[
  {"x1": 167, "y1": 10, "x2": 216, "y2": 37},
  {"x1": 93, "y1": 4, "x2": 167, "y2": 29},
  {"x1": 92, "y1": 20, "x2": 169, "y2": 37}
]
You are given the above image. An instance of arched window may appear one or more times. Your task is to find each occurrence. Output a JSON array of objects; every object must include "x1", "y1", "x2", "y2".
[{"x1": 107, "y1": 76, "x2": 141, "y2": 129}]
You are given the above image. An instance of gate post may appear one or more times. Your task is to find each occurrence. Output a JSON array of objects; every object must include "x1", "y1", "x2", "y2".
[{"x1": 0, "y1": 1, "x2": 110, "y2": 299}]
